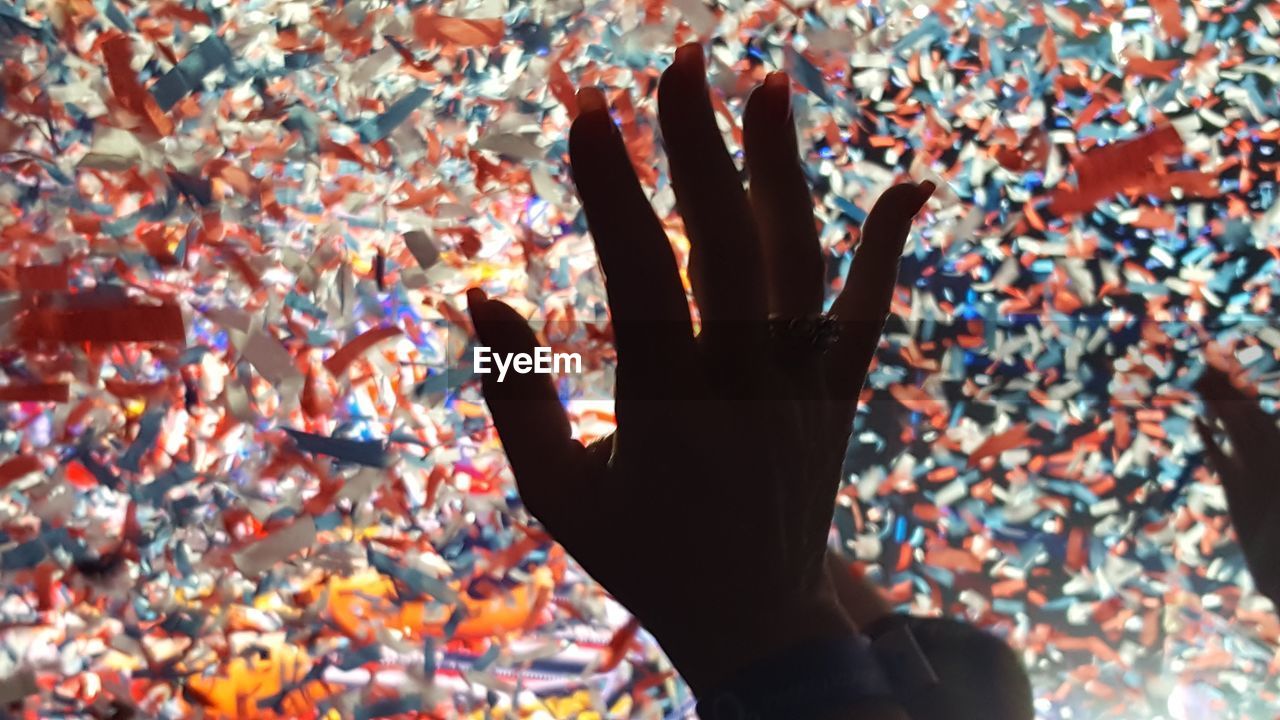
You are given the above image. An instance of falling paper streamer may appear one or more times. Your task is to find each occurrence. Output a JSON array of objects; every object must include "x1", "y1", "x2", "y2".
[
  {"x1": 150, "y1": 35, "x2": 233, "y2": 111},
  {"x1": 413, "y1": 11, "x2": 505, "y2": 47},
  {"x1": 100, "y1": 32, "x2": 174, "y2": 137},
  {"x1": 17, "y1": 302, "x2": 185, "y2": 344},
  {"x1": 358, "y1": 86, "x2": 433, "y2": 144},
  {"x1": 0, "y1": 262, "x2": 68, "y2": 292},
  {"x1": 1048, "y1": 125, "x2": 1186, "y2": 214},
  {"x1": 324, "y1": 325, "x2": 404, "y2": 376},
  {"x1": 243, "y1": 329, "x2": 304, "y2": 398},
  {"x1": 233, "y1": 516, "x2": 317, "y2": 577},
  {"x1": 284, "y1": 429, "x2": 389, "y2": 468}
]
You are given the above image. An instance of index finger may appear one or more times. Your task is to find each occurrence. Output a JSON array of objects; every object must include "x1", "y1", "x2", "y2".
[{"x1": 569, "y1": 88, "x2": 697, "y2": 405}]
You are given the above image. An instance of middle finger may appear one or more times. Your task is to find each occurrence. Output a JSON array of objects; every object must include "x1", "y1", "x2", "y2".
[{"x1": 658, "y1": 43, "x2": 768, "y2": 338}]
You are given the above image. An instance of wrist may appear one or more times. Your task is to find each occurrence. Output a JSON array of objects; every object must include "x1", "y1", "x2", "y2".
[
  {"x1": 691, "y1": 621, "x2": 902, "y2": 720},
  {"x1": 653, "y1": 595, "x2": 858, "y2": 696}
]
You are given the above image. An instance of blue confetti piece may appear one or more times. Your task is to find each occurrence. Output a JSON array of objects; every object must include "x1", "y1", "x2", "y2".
[
  {"x1": 423, "y1": 637, "x2": 437, "y2": 678},
  {"x1": 99, "y1": 0, "x2": 134, "y2": 32},
  {"x1": 2, "y1": 538, "x2": 47, "y2": 571},
  {"x1": 442, "y1": 603, "x2": 467, "y2": 639},
  {"x1": 119, "y1": 409, "x2": 165, "y2": 473},
  {"x1": 151, "y1": 36, "x2": 234, "y2": 111},
  {"x1": 284, "y1": 429, "x2": 388, "y2": 468},
  {"x1": 314, "y1": 512, "x2": 343, "y2": 531},
  {"x1": 357, "y1": 86, "x2": 432, "y2": 144},
  {"x1": 337, "y1": 643, "x2": 382, "y2": 670},
  {"x1": 367, "y1": 547, "x2": 456, "y2": 601},
  {"x1": 137, "y1": 464, "x2": 198, "y2": 503},
  {"x1": 472, "y1": 642, "x2": 501, "y2": 671},
  {"x1": 783, "y1": 45, "x2": 832, "y2": 105}
]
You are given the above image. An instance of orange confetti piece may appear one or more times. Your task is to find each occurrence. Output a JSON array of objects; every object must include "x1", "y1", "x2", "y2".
[
  {"x1": 413, "y1": 11, "x2": 504, "y2": 47},
  {"x1": 889, "y1": 383, "x2": 945, "y2": 415},
  {"x1": 924, "y1": 545, "x2": 983, "y2": 573},
  {"x1": 323, "y1": 326, "x2": 404, "y2": 376},
  {"x1": 1049, "y1": 125, "x2": 1184, "y2": 215},
  {"x1": 548, "y1": 60, "x2": 578, "y2": 118},
  {"x1": 968, "y1": 423, "x2": 1036, "y2": 466},
  {"x1": 101, "y1": 32, "x2": 174, "y2": 137}
]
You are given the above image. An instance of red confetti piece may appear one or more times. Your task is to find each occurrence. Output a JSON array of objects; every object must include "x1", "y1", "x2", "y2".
[
  {"x1": 100, "y1": 32, "x2": 175, "y2": 137},
  {"x1": 17, "y1": 302, "x2": 185, "y2": 345},
  {"x1": 0, "y1": 456, "x2": 41, "y2": 487},
  {"x1": 0, "y1": 384, "x2": 70, "y2": 403},
  {"x1": 1048, "y1": 125, "x2": 1184, "y2": 214},
  {"x1": 323, "y1": 325, "x2": 403, "y2": 376},
  {"x1": 413, "y1": 11, "x2": 504, "y2": 48},
  {"x1": 548, "y1": 60, "x2": 579, "y2": 119},
  {"x1": 599, "y1": 616, "x2": 641, "y2": 673},
  {"x1": 968, "y1": 423, "x2": 1036, "y2": 466},
  {"x1": 0, "y1": 262, "x2": 68, "y2": 292},
  {"x1": 1150, "y1": 0, "x2": 1189, "y2": 41},
  {"x1": 152, "y1": 1, "x2": 212, "y2": 26}
]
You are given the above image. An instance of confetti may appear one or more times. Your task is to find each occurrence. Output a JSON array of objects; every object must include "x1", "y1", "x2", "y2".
[
  {"x1": 150, "y1": 35, "x2": 233, "y2": 111},
  {"x1": 233, "y1": 516, "x2": 318, "y2": 577},
  {"x1": 16, "y1": 301, "x2": 185, "y2": 345},
  {"x1": 284, "y1": 429, "x2": 389, "y2": 468}
]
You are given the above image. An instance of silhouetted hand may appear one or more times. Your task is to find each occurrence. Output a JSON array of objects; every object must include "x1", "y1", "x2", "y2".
[
  {"x1": 1196, "y1": 366, "x2": 1280, "y2": 606},
  {"x1": 468, "y1": 43, "x2": 931, "y2": 704}
]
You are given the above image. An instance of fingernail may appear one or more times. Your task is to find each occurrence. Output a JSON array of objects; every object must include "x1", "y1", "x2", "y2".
[
  {"x1": 465, "y1": 287, "x2": 487, "y2": 317},
  {"x1": 908, "y1": 180, "x2": 936, "y2": 218},
  {"x1": 918, "y1": 180, "x2": 937, "y2": 203},
  {"x1": 576, "y1": 87, "x2": 607, "y2": 116},
  {"x1": 675, "y1": 42, "x2": 705, "y2": 75},
  {"x1": 764, "y1": 71, "x2": 791, "y2": 123}
]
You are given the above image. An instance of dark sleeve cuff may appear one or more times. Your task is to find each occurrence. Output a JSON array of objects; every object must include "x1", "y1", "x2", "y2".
[{"x1": 693, "y1": 632, "x2": 895, "y2": 720}]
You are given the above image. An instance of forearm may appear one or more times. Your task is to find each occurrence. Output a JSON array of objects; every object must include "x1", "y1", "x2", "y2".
[
  {"x1": 681, "y1": 604, "x2": 908, "y2": 720},
  {"x1": 817, "y1": 701, "x2": 910, "y2": 720},
  {"x1": 655, "y1": 595, "x2": 860, "y2": 696}
]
